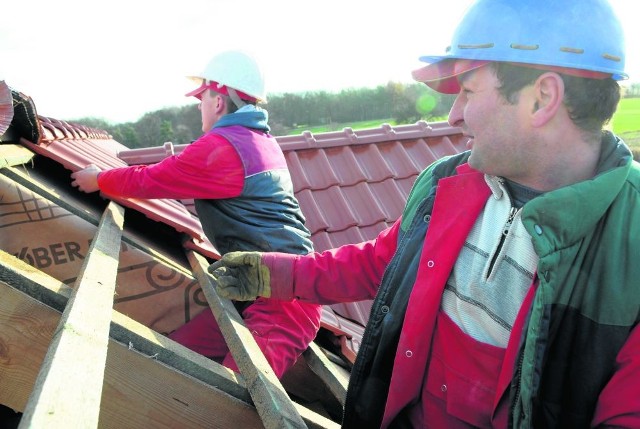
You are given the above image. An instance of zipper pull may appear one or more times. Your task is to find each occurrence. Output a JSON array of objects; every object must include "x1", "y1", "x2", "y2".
[{"x1": 503, "y1": 207, "x2": 517, "y2": 236}]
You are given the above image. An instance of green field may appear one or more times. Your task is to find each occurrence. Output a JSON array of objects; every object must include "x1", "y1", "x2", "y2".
[
  {"x1": 288, "y1": 97, "x2": 639, "y2": 152},
  {"x1": 612, "y1": 97, "x2": 640, "y2": 150}
]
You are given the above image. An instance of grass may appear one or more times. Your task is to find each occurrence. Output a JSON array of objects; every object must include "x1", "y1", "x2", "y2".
[
  {"x1": 612, "y1": 98, "x2": 640, "y2": 134},
  {"x1": 612, "y1": 98, "x2": 640, "y2": 151},
  {"x1": 286, "y1": 98, "x2": 640, "y2": 151},
  {"x1": 286, "y1": 119, "x2": 398, "y2": 135}
]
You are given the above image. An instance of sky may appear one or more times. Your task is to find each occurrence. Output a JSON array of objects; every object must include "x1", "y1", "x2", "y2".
[{"x1": 2, "y1": 0, "x2": 638, "y2": 124}]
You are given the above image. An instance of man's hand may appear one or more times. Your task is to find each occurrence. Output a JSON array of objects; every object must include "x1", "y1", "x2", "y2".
[
  {"x1": 208, "y1": 251, "x2": 271, "y2": 301},
  {"x1": 70, "y1": 164, "x2": 102, "y2": 193}
]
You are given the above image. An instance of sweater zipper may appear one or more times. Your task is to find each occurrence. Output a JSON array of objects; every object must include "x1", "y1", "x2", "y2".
[
  {"x1": 510, "y1": 350, "x2": 525, "y2": 425},
  {"x1": 486, "y1": 206, "x2": 518, "y2": 280}
]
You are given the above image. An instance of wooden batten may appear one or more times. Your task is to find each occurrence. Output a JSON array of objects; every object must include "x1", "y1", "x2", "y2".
[{"x1": 19, "y1": 201, "x2": 125, "y2": 427}]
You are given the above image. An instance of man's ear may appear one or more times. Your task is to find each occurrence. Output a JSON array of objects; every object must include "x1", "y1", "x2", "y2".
[
  {"x1": 214, "y1": 94, "x2": 227, "y2": 114},
  {"x1": 531, "y1": 72, "x2": 565, "y2": 127}
]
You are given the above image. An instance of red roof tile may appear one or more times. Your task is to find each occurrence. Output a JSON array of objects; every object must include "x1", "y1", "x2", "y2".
[
  {"x1": 277, "y1": 122, "x2": 469, "y2": 252},
  {"x1": 1, "y1": 81, "x2": 14, "y2": 136}
]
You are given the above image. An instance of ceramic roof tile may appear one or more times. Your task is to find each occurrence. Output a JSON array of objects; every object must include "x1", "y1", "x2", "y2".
[
  {"x1": 305, "y1": 231, "x2": 333, "y2": 253},
  {"x1": 375, "y1": 140, "x2": 422, "y2": 178},
  {"x1": 358, "y1": 222, "x2": 393, "y2": 241},
  {"x1": 115, "y1": 121, "x2": 469, "y2": 257},
  {"x1": 0, "y1": 81, "x2": 12, "y2": 135},
  {"x1": 320, "y1": 146, "x2": 367, "y2": 187},
  {"x1": 307, "y1": 186, "x2": 359, "y2": 233},
  {"x1": 292, "y1": 189, "x2": 331, "y2": 235},
  {"x1": 8, "y1": 98, "x2": 218, "y2": 258},
  {"x1": 282, "y1": 151, "x2": 313, "y2": 192},
  {"x1": 339, "y1": 182, "x2": 388, "y2": 227},
  {"x1": 290, "y1": 148, "x2": 341, "y2": 191},
  {"x1": 323, "y1": 225, "x2": 369, "y2": 249},
  {"x1": 395, "y1": 175, "x2": 419, "y2": 199},
  {"x1": 367, "y1": 179, "x2": 410, "y2": 222},
  {"x1": 349, "y1": 143, "x2": 396, "y2": 182}
]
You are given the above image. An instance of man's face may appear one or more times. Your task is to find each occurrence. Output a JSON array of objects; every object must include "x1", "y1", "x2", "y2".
[
  {"x1": 199, "y1": 89, "x2": 221, "y2": 133},
  {"x1": 447, "y1": 64, "x2": 535, "y2": 182}
]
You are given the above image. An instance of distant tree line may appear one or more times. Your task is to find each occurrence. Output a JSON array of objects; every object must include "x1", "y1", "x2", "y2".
[
  {"x1": 72, "y1": 82, "x2": 456, "y2": 149},
  {"x1": 72, "y1": 81, "x2": 640, "y2": 150},
  {"x1": 625, "y1": 83, "x2": 640, "y2": 97}
]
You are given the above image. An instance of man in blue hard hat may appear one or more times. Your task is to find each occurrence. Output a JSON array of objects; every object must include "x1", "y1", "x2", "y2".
[{"x1": 205, "y1": 0, "x2": 640, "y2": 427}]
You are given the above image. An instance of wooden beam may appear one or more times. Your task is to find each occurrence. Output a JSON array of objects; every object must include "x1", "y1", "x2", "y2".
[
  {"x1": 0, "y1": 144, "x2": 34, "y2": 168},
  {"x1": 0, "y1": 249, "x2": 340, "y2": 428},
  {"x1": 185, "y1": 249, "x2": 309, "y2": 429},
  {"x1": 19, "y1": 202, "x2": 125, "y2": 428},
  {"x1": 0, "y1": 280, "x2": 267, "y2": 428},
  {"x1": 0, "y1": 249, "x2": 247, "y2": 403},
  {"x1": 303, "y1": 342, "x2": 348, "y2": 405},
  {"x1": 0, "y1": 248, "x2": 264, "y2": 427}
]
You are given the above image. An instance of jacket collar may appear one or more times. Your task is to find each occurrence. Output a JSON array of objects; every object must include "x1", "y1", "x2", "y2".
[{"x1": 521, "y1": 132, "x2": 633, "y2": 256}]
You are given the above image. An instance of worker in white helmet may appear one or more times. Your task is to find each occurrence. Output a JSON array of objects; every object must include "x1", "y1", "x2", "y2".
[
  {"x1": 71, "y1": 51, "x2": 322, "y2": 379},
  {"x1": 205, "y1": 1, "x2": 640, "y2": 427}
]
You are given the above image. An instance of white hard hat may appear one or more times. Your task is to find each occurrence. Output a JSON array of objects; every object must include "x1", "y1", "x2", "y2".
[{"x1": 185, "y1": 50, "x2": 267, "y2": 102}]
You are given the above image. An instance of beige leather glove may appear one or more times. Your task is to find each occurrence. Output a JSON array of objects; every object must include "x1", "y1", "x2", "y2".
[{"x1": 208, "y1": 251, "x2": 271, "y2": 301}]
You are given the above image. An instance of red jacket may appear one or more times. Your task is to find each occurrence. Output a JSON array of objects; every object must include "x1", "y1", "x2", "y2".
[
  {"x1": 98, "y1": 131, "x2": 322, "y2": 379},
  {"x1": 264, "y1": 162, "x2": 640, "y2": 427}
]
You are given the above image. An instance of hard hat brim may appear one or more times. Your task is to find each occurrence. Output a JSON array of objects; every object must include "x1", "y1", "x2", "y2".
[
  {"x1": 412, "y1": 58, "x2": 489, "y2": 94},
  {"x1": 412, "y1": 57, "x2": 618, "y2": 95},
  {"x1": 184, "y1": 79, "x2": 258, "y2": 103},
  {"x1": 185, "y1": 80, "x2": 207, "y2": 98}
]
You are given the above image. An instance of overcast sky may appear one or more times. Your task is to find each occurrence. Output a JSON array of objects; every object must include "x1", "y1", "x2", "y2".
[{"x1": 2, "y1": 0, "x2": 637, "y2": 124}]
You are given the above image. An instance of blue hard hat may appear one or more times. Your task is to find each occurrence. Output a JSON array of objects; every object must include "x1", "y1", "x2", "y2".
[{"x1": 413, "y1": 0, "x2": 627, "y2": 93}]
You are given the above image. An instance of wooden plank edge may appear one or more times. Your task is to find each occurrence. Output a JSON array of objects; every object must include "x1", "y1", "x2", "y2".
[
  {"x1": 0, "y1": 249, "x2": 341, "y2": 428},
  {"x1": 186, "y1": 249, "x2": 308, "y2": 429},
  {"x1": 0, "y1": 249, "x2": 249, "y2": 403},
  {"x1": 0, "y1": 281, "x2": 265, "y2": 429},
  {"x1": 19, "y1": 202, "x2": 124, "y2": 428},
  {"x1": 0, "y1": 144, "x2": 34, "y2": 168},
  {"x1": 303, "y1": 342, "x2": 348, "y2": 405}
]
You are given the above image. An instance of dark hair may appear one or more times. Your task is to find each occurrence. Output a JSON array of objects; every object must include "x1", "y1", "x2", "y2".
[
  {"x1": 207, "y1": 90, "x2": 256, "y2": 114},
  {"x1": 222, "y1": 94, "x2": 256, "y2": 114},
  {"x1": 490, "y1": 62, "x2": 621, "y2": 135}
]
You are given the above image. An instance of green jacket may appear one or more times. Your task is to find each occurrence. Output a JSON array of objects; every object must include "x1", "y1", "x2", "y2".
[
  {"x1": 512, "y1": 132, "x2": 640, "y2": 426},
  {"x1": 342, "y1": 131, "x2": 640, "y2": 428}
]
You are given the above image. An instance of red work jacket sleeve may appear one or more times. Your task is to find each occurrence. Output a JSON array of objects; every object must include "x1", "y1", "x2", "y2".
[
  {"x1": 97, "y1": 133, "x2": 244, "y2": 200},
  {"x1": 221, "y1": 298, "x2": 323, "y2": 379},
  {"x1": 265, "y1": 219, "x2": 401, "y2": 304},
  {"x1": 592, "y1": 322, "x2": 640, "y2": 427}
]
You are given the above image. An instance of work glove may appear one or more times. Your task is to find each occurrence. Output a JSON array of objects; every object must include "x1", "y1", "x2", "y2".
[{"x1": 208, "y1": 251, "x2": 271, "y2": 301}]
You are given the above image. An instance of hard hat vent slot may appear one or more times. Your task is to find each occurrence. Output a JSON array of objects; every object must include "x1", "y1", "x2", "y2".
[
  {"x1": 511, "y1": 44, "x2": 539, "y2": 51},
  {"x1": 559, "y1": 47, "x2": 584, "y2": 54},
  {"x1": 458, "y1": 43, "x2": 494, "y2": 49},
  {"x1": 602, "y1": 53, "x2": 621, "y2": 62}
]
